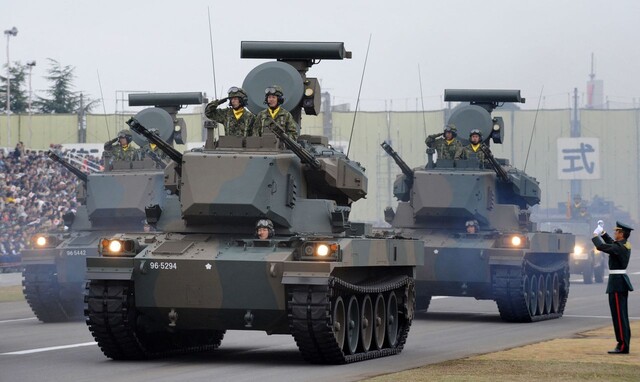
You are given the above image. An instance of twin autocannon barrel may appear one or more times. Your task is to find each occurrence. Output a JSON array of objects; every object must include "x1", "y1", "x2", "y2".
[{"x1": 47, "y1": 150, "x2": 88, "y2": 183}]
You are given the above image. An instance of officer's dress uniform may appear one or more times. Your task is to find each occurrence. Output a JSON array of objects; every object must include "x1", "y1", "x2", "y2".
[{"x1": 593, "y1": 222, "x2": 634, "y2": 354}]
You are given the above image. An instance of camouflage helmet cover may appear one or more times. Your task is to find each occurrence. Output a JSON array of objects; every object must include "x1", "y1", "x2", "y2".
[
  {"x1": 443, "y1": 123, "x2": 457, "y2": 137},
  {"x1": 469, "y1": 128, "x2": 482, "y2": 140},
  {"x1": 117, "y1": 129, "x2": 133, "y2": 143},
  {"x1": 228, "y1": 86, "x2": 247, "y2": 105},
  {"x1": 256, "y1": 218, "x2": 275, "y2": 238}
]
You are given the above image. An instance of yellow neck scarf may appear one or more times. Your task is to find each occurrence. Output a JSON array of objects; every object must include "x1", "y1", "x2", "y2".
[
  {"x1": 268, "y1": 106, "x2": 280, "y2": 119},
  {"x1": 233, "y1": 108, "x2": 244, "y2": 120},
  {"x1": 446, "y1": 139, "x2": 454, "y2": 145},
  {"x1": 471, "y1": 143, "x2": 480, "y2": 152},
  {"x1": 150, "y1": 143, "x2": 157, "y2": 150},
  {"x1": 122, "y1": 144, "x2": 129, "y2": 151}
]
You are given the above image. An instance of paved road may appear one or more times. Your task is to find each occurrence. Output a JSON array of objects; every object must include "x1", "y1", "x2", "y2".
[{"x1": 1, "y1": 262, "x2": 638, "y2": 382}]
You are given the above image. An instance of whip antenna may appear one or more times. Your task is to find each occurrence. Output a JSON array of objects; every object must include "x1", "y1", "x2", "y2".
[
  {"x1": 524, "y1": 86, "x2": 544, "y2": 172},
  {"x1": 96, "y1": 69, "x2": 110, "y2": 139},
  {"x1": 207, "y1": 6, "x2": 218, "y2": 99},
  {"x1": 418, "y1": 63, "x2": 427, "y2": 137},
  {"x1": 346, "y1": 34, "x2": 372, "y2": 158}
]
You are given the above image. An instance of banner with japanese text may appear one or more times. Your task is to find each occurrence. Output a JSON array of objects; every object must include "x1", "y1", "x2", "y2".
[{"x1": 557, "y1": 137, "x2": 600, "y2": 180}]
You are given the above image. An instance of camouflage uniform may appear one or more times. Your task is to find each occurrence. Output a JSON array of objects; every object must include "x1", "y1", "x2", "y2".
[
  {"x1": 141, "y1": 144, "x2": 168, "y2": 168},
  {"x1": 104, "y1": 130, "x2": 141, "y2": 161},
  {"x1": 461, "y1": 144, "x2": 486, "y2": 163},
  {"x1": 250, "y1": 85, "x2": 298, "y2": 140},
  {"x1": 426, "y1": 136, "x2": 463, "y2": 160},
  {"x1": 205, "y1": 92, "x2": 255, "y2": 137},
  {"x1": 251, "y1": 107, "x2": 298, "y2": 140}
]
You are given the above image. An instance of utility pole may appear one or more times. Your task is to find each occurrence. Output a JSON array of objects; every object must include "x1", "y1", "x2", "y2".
[
  {"x1": 26, "y1": 60, "x2": 36, "y2": 147},
  {"x1": 570, "y1": 87, "x2": 581, "y2": 198},
  {"x1": 4, "y1": 26, "x2": 18, "y2": 147}
]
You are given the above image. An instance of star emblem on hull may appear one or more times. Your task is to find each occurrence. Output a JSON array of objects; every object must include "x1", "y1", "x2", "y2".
[{"x1": 205, "y1": 263, "x2": 212, "y2": 270}]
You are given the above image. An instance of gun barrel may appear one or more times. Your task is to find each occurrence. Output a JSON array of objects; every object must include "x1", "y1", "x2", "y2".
[
  {"x1": 479, "y1": 145, "x2": 510, "y2": 182},
  {"x1": 267, "y1": 122, "x2": 322, "y2": 170},
  {"x1": 380, "y1": 141, "x2": 414, "y2": 179},
  {"x1": 126, "y1": 118, "x2": 183, "y2": 165},
  {"x1": 47, "y1": 151, "x2": 88, "y2": 183}
]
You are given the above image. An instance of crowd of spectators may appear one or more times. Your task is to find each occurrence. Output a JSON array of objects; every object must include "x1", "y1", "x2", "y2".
[{"x1": 0, "y1": 143, "x2": 100, "y2": 263}]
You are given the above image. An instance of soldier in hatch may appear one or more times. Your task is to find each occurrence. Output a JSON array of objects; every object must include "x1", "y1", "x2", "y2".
[
  {"x1": 425, "y1": 124, "x2": 463, "y2": 160},
  {"x1": 461, "y1": 129, "x2": 488, "y2": 164},
  {"x1": 140, "y1": 128, "x2": 168, "y2": 168},
  {"x1": 103, "y1": 130, "x2": 141, "y2": 161},
  {"x1": 255, "y1": 219, "x2": 274, "y2": 240},
  {"x1": 250, "y1": 85, "x2": 298, "y2": 140},
  {"x1": 205, "y1": 86, "x2": 255, "y2": 137}
]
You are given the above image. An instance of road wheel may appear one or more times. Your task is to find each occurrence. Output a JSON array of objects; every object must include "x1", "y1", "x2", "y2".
[
  {"x1": 345, "y1": 295, "x2": 360, "y2": 355},
  {"x1": 360, "y1": 295, "x2": 373, "y2": 352}
]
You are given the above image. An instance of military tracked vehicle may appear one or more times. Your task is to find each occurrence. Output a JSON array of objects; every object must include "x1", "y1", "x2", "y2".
[
  {"x1": 533, "y1": 194, "x2": 635, "y2": 284},
  {"x1": 382, "y1": 89, "x2": 574, "y2": 322},
  {"x1": 20, "y1": 93, "x2": 197, "y2": 322},
  {"x1": 84, "y1": 41, "x2": 422, "y2": 364}
]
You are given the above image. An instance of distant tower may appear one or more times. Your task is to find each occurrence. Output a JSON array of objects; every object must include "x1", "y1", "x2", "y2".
[{"x1": 586, "y1": 53, "x2": 604, "y2": 109}]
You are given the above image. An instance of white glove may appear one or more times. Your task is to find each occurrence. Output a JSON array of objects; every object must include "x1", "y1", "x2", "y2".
[{"x1": 593, "y1": 224, "x2": 604, "y2": 236}]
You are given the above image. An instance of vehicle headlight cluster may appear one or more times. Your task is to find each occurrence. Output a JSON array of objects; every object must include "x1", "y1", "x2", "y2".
[
  {"x1": 32, "y1": 234, "x2": 60, "y2": 249},
  {"x1": 99, "y1": 238, "x2": 139, "y2": 257},
  {"x1": 572, "y1": 245, "x2": 588, "y2": 260},
  {"x1": 496, "y1": 234, "x2": 528, "y2": 249},
  {"x1": 299, "y1": 242, "x2": 341, "y2": 261}
]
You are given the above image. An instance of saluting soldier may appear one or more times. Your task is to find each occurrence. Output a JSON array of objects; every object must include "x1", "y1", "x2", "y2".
[
  {"x1": 592, "y1": 221, "x2": 634, "y2": 354},
  {"x1": 250, "y1": 85, "x2": 298, "y2": 140},
  {"x1": 103, "y1": 130, "x2": 141, "y2": 161},
  {"x1": 205, "y1": 86, "x2": 255, "y2": 137},
  {"x1": 425, "y1": 124, "x2": 463, "y2": 160}
]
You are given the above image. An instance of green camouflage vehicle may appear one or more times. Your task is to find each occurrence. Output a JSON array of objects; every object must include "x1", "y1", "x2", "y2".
[
  {"x1": 84, "y1": 41, "x2": 423, "y2": 364},
  {"x1": 382, "y1": 89, "x2": 574, "y2": 322},
  {"x1": 21, "y1": 94, "x2": 196, "y2": 322}
]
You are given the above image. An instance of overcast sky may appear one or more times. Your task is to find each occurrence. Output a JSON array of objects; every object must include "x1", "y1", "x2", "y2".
[{"x1": 3, "y1": 0, "x2": 639, "y2": 113}]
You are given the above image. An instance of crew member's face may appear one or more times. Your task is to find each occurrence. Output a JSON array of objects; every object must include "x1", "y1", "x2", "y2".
[
  {"x1": 466, "y1": 225, "x2": 476, "y2": 233},
  {"x1": 614, "y1": 229, "x2": 624, "y2": 241},
  {"x1": 444, "y1": 131, "x2": 453, "y2": 140},
  {"x1": 230, "y1": 97, "x2": 241, "y2": 109},
  {"x1": 257, "y1": 227, "x2": 269, "y2": 239},
  {"x1": 470, "y1": 134, "x2": 481, "y2": 144},
  {"x1": 119, "y1": 137, "x2": 128, "y2": 146},
  {"x1": 267, "y1": 94, "x2": 278, "y2": 108}
]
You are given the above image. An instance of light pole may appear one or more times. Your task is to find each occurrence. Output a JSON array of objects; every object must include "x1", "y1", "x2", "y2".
[
  {"x1": 4, "y1": 26, "x2": 18, "y2": 147},
  {"x1": 26, "y1": 60, "x2": 36, "y2": 147}
]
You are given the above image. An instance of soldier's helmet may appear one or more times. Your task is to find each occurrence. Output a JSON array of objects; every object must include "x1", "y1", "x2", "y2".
[
  {"x1": 465, "y1": 219, "x2": 479, "y2": 232},
  {"x1": 264, "y1": 85, "x2": 285, "y2": 105},
  {"x1": 117, "y1": 129, "x2": 133, "y2": 144},
  {"x1": 443, "y1": 123, "x2": 457, "y2": 138},
  {"x1": 227, "y1": 86, "x2": 248, "y2": 107},
  {"x1": 469, "y1": 129, "x2": 482, "y2": 141},
  {"x1": 256, "y1": 218, "x2": 275, "y2": 238}
]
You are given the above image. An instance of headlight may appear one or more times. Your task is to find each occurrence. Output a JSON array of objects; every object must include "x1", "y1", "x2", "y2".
[
  {"x1": 496, "y1": 234, "x2": 528, "y2": 248},
  {"x1": 573, "y1": 245, "x2": 583, "y2": 255},
  {"x1": 31, "y1": 234, "x2": 60, "y2": 249},
  {"x1": 299, "y1": 242, "x2": 340, "y2": 261},
  {"x1": 100, "y1": 238, "x2": 138, "y2": 257},
  {"x1": 36, "y1": 236, "x2": 48, "y2": 247}
]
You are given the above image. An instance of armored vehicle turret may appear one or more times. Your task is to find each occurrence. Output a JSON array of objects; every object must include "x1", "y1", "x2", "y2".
[
  {"x1": 20, "y1": 94, "x2": 195, "y2": 322},
  {"x1": 383, "y1": 89, "x2": 574, "y2": 322},
  {"x1": 84, "y1": 41, "x2": 422, "y2": 364}
]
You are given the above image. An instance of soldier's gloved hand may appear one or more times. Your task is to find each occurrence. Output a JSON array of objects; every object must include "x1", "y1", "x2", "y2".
[
  {"x1": 109, "y1": 137, "x2": 118, "y2": 144},
  {"x1": 593, "y1": 220, "x2": 604, "y2": 236},
  {"x1": 593, "y1": 225, "x2": 604, "y2": 236},
  {"x1": 218, "y1": 97, "x2": 229, "y2": 104}
]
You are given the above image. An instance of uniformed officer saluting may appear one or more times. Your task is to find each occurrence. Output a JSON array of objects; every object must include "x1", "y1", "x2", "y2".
[
  {"x1": 592, "y1": 221, "x2": 634, "y2": 354},
  {"x1": 205, "y1": 86, "x2": 255, "y2": 137}
]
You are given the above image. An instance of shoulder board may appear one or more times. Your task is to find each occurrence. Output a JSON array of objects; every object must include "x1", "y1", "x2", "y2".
[{"x1": 624, "y1": 242, "x2": 631, "y2": 250}]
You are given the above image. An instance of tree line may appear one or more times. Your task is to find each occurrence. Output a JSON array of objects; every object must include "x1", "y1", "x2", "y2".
[{"x1": 0, "y1": 58, "x2": 97, "y2": 114}]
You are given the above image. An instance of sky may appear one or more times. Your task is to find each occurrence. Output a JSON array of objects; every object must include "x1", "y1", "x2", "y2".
[{"x1": 2, "y1": 0, "x2": 639, "y2": 113}]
